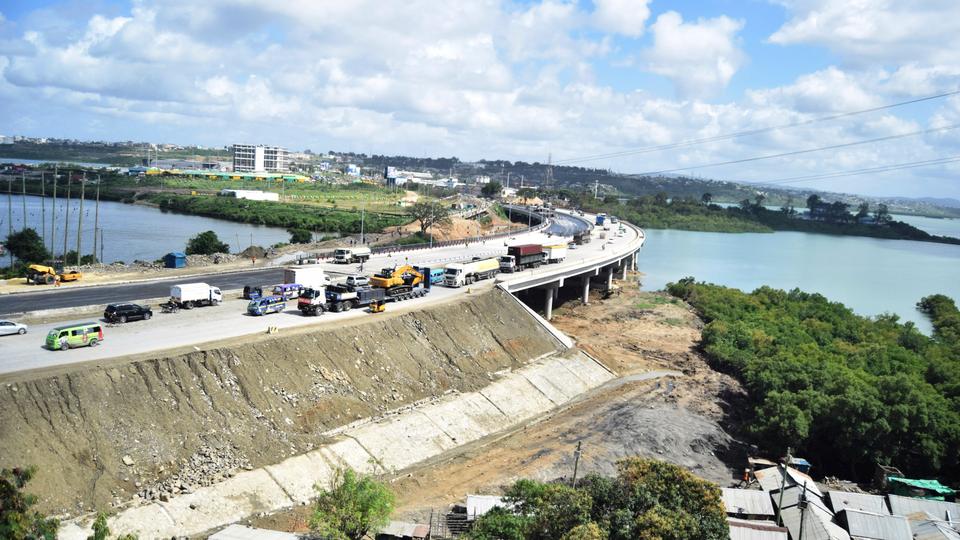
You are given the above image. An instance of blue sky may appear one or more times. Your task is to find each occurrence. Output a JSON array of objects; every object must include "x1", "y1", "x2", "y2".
[{"x1": 1, "y1": 0, "x2": 959, "y2": 198}]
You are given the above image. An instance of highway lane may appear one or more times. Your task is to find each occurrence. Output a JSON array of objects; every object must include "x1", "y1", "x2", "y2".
[{"x1": 0, "y1": 220, "x2": 638, "y2": 375}]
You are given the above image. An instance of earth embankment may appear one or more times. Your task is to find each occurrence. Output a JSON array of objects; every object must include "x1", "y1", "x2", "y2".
[{"x1": 0, "y1": 288, "x2": 562, "y2": 516}]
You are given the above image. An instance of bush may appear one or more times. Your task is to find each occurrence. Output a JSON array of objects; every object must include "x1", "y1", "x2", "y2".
[
  {"x1": 309, "y1": 468, "x2": 394, "y2": 540},
  {"x1": 3, "y1": 228, "x2": 49, "y2": 264},
  {"x1": 185, "y1": 231, "x2": 229, "y2": 255},
  {"x1": 0, "y1": 466, "x2": 60, "y2": 540},
  {"x1": 288, "y1": 228, "x2": 313, "y2": 244}
]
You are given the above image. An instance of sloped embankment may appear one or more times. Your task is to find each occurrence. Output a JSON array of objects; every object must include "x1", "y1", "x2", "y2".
[{"x1": 0, "y1": 288, "x2": 562, "y2": 516}]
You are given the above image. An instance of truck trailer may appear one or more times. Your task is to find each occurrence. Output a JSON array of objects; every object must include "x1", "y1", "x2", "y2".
[
  {"x1": 333, "y1": 246, "x2": 372, "y2": 264},
  {"x1": 169, "y1": 283, "x2": 222, "y2": 309},
  {"x1": 444, "y1": 257, "x2": 499, "y2": 287},
  {"x1": 544, "y1": 244, "x2": 568, "y2": 264},
  {"x1": 298, "y1": 285, "x2": 388, "y2": 315},
  {"x1": 499, "y1": 244, "x2": 545, "y2": 273},
  {"x1": 283, "y1": 266, "x2": 329, "y2": 290}
]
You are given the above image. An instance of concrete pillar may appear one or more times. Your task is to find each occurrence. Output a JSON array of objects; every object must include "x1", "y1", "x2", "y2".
[
  {"x1": 606, "y1": 267, "x2": 613, "y2": 290},
  {"x1": 552, "y1": 285, "x2": 559, "y2": 302},
  {"x1": 544, "y1": 287, "x2": 554, "y2": 320},
  {"x1": 581, "y1": 275, "x2": 590, "y2": 304},
  {"x1": 632, "y1": 251, "x2": 638, "y2": 271},
  {"x1": 621, "y1": 261, "x2": 628, "y2": 280}
]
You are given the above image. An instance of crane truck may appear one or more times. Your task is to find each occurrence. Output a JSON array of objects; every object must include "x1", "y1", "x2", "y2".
[
  {"x1": 444, "y1": 257, "x2": 499, "y2": 287},
  {"x1": 499, "y1": 245, "x2": 545, "y2": 273}
]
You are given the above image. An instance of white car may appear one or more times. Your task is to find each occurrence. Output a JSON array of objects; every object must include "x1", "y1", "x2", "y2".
[{"x1": 0, "y1": 320, "x2": 27, "y2": 336}]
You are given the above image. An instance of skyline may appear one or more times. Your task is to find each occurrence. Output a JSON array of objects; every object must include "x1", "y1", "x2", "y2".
[{"x1": 1, "y1": 0, "x2": 959, "y2": 199}]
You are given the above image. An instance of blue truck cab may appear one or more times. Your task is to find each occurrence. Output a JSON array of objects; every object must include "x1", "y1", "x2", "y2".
[
  {"x1": 247, "y1": 295, "x2": 287, "y2": 316},
  {"x1": 595, "y1": 213, "x2": 607, "y2": 226},
  {"x1": 415, "y1": 266, "x2": 444, "y2": 285}
]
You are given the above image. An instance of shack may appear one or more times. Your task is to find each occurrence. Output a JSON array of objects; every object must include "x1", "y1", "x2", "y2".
[
  {"x1": 163, "y1": 252, "x2": 187, "y2": 269},
  {"x1": 887, "y1": 478, "x2": 956, "y2": 501}
]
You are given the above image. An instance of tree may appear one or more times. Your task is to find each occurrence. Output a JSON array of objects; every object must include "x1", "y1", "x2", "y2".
[
  {"x1": 288, "y1": 228, "x2": 313, "y2": 244},
  {"x1": 0, "y1": 467, "x2": 59, "y2": 540},
  {"x1": 806, "y1": 194, "x2": 821, "y2": 210},
  {"x1": 4, "y1": 228, "x2": 49, "y2": 264},
  {"x1": 309, "y1": 468, "x2": 394, "y2": 540},
  {"x1": 875, "y1": 203, "x2": 890, "y2": 225},
  {"x1": 480, "y1": 181, "x2": 502, "y2": 198},
  {"x1": 856, "y1": 202, "x2": 870, "y2": 220},
  {"x1": 185, "y1": 231, "x2": 229, "y2": 255},
  {"x1": 406, "y1": 201, "x2": 451, "y2": 236},
  {"x1": 700, "y1": 192, "x2": 713, "y2": 205},
  {"x1": 754, "y1": 193, "x2": 766, "y2": 208}
]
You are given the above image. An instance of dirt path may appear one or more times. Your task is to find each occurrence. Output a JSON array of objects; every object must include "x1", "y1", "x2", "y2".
[{"x1": 250, "y1": 275, "x2": 748, "y2": 533}]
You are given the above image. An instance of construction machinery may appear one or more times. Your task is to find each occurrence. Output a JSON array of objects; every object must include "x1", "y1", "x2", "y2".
[
  {"x1": 25, "y1": 261, "x2": 82, "y2": 285},
  {"x1": 369, "y1": 265, "x2": 426, "y2": 298}
]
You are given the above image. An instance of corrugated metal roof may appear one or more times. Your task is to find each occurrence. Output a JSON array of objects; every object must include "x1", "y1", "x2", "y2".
[
  {"x1": 728, "y1": 517, "x2": 789, "y2": 540},
  {"x1": 722, "y1": 488, "x2": 776, "y2": 516},
  {"x1": 780, "y1": 504, "x2": 850, "y2": 540},
  {"x1": 466, "y1": 494, "x2": 508, "y2": 519},
  {"x1": 208, "y1": 525, "x2": 300, "y2": 540},
  {"x1": 911, "y1": 518, "x2": 960, "y2": 540},
  {"x1": 377, "y1": 520, "x2": 429, "y2": 539},
  {"x1": 888, "y1": 495, "x2": 960, "y2": 521},
  {"x1": 827, "y1": 491, "x2": 890, "y2": 515},
  {"x1": 840, "y1": 509, "x2": 912, "y2": 540},
  {"x1": 772, "y1": 485, "x2": 831, "y2": 516},
  {"x1": 755, "y1": 465, "x2": 824, "y2": 498}
]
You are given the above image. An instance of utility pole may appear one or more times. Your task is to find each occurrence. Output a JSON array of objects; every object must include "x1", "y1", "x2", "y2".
[
  {"x1": 63, "y1": 173, "x2": 71, "y2": 261},
  {"x1": 21, "y1": 172, "x2": 27, "y2": 230},
  {"x1": 594, "y1": 178, "x2": 599, "y2": 199},
  {"x1": 40, "y1": 172, "x2": 46, "y2": 252},
  {"x1": 51, "y1": 167, "x2": 57, "y2": 256},
  {"x1": 545, "y1": 153, "x2": 553, "y2": 192},
  {"x1": 99, "y1": 229, "x2": 104, "y2": 263},
  {"x1": 76, "y1": 173, "x2": 85, "y2": 267},
  {"x1": 6, "y1": 179, "x2": 12, "y2": 267},
  {"x1": 92, "y1": 176, "x2": 100, "y2": 264},
  {"x1": 571, "y1": 441, "x2": 582, "y2": 486},
  {"x1": 774, "y1": 447, "x2": 792, "y2": 526},
  {"x1": 797, "y1": 481, "x2": 808, "y2": 540}
]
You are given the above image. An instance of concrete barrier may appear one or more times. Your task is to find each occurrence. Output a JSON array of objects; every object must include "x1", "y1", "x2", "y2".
[{"x1": 59, "y1": 350, "x2": 615, "y2": 539}]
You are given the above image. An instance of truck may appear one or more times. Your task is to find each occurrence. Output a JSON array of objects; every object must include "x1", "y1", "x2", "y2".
[
  {"x1": 499, "y1": 244, "x2": 545, "y2": 273},
  {"x1": 169, "y1": 283, "x2": 222, "y2": 309},
  {"x1": 444, "y1": 257, "x2": 499, "y2": 287},
  {"x1": 333, "y1": 246, "x2": 372, "y2": 264},
  {"x1": 414, "y1": 266, "x2": 444, "y2": 285},
  {"x1": 297, "y1": 285, "x2": 388, "y2": 315},
  {"x1": 595, "y1": 213, "x2": 607, "y2": 226},
  {"x1": 543, "y1": 244, "x2": 568, "y2": 264},
  {"x1": 283, "y1": 266, "x2": 329, "y2": 290},
  {"x1": 369, "y1": 265, "x2": 430, "y2": 299}
]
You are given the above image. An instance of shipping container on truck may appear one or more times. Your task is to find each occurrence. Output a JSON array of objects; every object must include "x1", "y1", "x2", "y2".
[
  {"x1": 543, "y1": 244, "x2": 567, "y2": 264},
  {"x1": 333, "y1": 246, "x2": 371, "y2": 263},
  {"x1": 498, "y1": 244, "x2": 545, "y2": 273},
  {"x1": 443, "y1": 257, "x2": 500, "y2": 287},
  {"x1": 283, "y1": 266, "x2": 329, "y2": 290}
]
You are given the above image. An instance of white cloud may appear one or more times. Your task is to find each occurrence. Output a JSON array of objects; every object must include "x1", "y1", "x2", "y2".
[
  {"x1": 645, "y1": 11, "x2": 746, "y2": 98},
  {"x1": 592, "y1": 0, "x2": 651, "y2": 37},
  {"x1": 748, "y1": 67, "x2": 881, "y2": 113}
]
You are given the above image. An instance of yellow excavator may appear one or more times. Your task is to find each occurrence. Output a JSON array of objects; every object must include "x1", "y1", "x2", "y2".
[
  {"x1": 369, "y1": 265, "x2": 425, "y2": 299},
  {"x1": 26, "y1": 261, "x2": 82, "y2": 285}
]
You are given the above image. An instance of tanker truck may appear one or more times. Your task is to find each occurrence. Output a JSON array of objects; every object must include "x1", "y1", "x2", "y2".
[{"x1": 443, "y1": 257, "x2": 499, "y2": 287}]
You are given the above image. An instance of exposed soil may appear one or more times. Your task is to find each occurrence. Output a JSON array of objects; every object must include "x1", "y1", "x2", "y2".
[{"x1": 0, "y1": 288, "x2": 563, "y2": 517}]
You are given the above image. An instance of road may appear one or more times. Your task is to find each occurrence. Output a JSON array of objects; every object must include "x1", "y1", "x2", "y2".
[{"x1": 0, "y1": 212, "x2": 634, "y2": 376}]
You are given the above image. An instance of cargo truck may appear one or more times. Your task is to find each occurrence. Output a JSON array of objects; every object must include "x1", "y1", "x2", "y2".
[
  {"x1": 444, "y1": 257, "x2": 499, "y2": 287},
  {"x1": 297, "y1": 285, "x2": 389, "y2": 315},
  {"x1": 499, "y1": 244, "x2": 545, "y2": 273},
  {"x1": 169, "y1": 283, "x2": 222, "y2": 309},
  {"x1": 334, "y1": 246, "x2": 372, "y2": 263},
  {"x1": 544, "y1": 244, "x2": 567, "y2": 264},
  {"x1": 283, "y1": 266, "x2": 329, "y2": 290},
  {"x1": 595, "y1": 213, "x2": 607, "y2": 226}
]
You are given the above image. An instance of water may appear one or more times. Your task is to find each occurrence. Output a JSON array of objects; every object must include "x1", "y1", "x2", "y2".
[
  {"x1": 1, "y1": 194, "x2": 291, "y2": 263},
  {"x1": 638, "y1": 229, "x2": 960, "y2": 334},
  {"x1": 0, "y1": 156, "x2": 117, "y2": 169},
  {"x1": 891, "y1": 214, "x2": 960, "y2": 238}
]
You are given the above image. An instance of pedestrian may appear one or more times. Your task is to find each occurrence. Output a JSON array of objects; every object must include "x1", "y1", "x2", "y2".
[
  {"x1": 54, "y1": 275, "x2": 61, "y2": 287},
  {"x1": 252, "y1": 256, "x2": 257, "y2": 266}
]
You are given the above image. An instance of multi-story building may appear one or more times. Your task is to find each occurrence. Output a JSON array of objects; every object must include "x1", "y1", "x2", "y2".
[{"x1": 232, "y1": 144, "x2": 289, "y2": 172}]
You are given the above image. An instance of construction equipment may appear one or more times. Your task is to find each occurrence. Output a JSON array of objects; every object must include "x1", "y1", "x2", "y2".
[
  {"x1": 369, "y1": 265, "x2": 425, "y2": 297},
  {"x1": 368, "y1": 300, "x2": 386, "y2": 313},
  {"x1": 25, "y1": 261, "x2": 82, "y2": 285}
]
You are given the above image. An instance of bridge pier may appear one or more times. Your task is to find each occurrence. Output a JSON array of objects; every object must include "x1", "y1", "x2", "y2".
[
  {"x1": 606, "y1": 266, "x2": 613, "y2": 290},
  {"x1": 581, "y1": 275, "x2": 590, "y2": 304},
  {"x1": 544, "y1": 285, "x2": 556, "y2": 320},
  {"x1": 620, "y1": 260, "x2": 628, "y2": 280}
]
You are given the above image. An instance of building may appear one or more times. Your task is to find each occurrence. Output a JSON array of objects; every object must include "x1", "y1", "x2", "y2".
[
  {"x1": 219, "y1": 189, "x2": 280, "y2": 202},
  {"x1": 232, "y1": 144, "x2": 289, "y2": 172},
  {"x1": 721, "y1": 488, "x2": 776, "y2": 520}
]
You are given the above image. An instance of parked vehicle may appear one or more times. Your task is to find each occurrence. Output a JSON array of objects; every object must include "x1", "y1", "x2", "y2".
[
  {"x1": 370, "y1": 265, "x2": 426, "y2": 297},
  {"x1": 103, "y1": 303, "x2": 153, "y2": 323},
  {"x1": 445, "y1": 258, "x2": 499, "y2": 287},
  {"x1": 0, "y1": 320, "x2": 27, "y2": 336},
  {"x1": 26, "y1": 261, "x2": 82, "y2": 285},
  {"x1": 499, "y1": 244, "x2": 545, "y2": 273},
  {"x1": 326, "y1": 284, "x2": 388, "y2": 312},
  {"x1": 415, "y1": 266, "x2": 444, "y2": 285},
  {"x1": 272, "y1": 283, "x2": 303, "y2": 300},
  {"x1": 297, "y1": 288, "x2": 328, "y2": 316},
  {"x1": 284, "y1": 266, "x2": 329, "y2": 289},
  {"x1": 169, "y1": 283, "x2": 222, "y2": 309},
  {"x1": 333, "y1": 246, "x2": 372, "y2": 264},
  {"x1": 544, "y1": 244, "x2": 568, "y2": 264},
  {"x1": 345, "y1": 274, "x2": 370, "y2": 289},
  {"x1": 46, "y1": 322, "x2": 103, "y2": 350},
  {"x1": 247, "y1": 295, "x2": 286, "y2": 316},
  {"x1": 242, "y1": 285, "x2": 263, "y2": 300}
]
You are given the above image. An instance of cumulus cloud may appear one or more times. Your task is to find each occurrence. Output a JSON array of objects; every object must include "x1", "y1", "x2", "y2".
[
  {"x1": 645, "y1": 11, "x2": 746, "y2": 99},
  {"x1": 592, "y1": 0, "x2": 651, "y2": 37}
]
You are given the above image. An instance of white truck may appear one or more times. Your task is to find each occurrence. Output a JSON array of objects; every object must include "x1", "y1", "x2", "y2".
[
  {"x1": 544, "y1": 244, "x2": 568, "y2": 264},
  {"x1": 169, "y1": 283, "x2": 222, "y2": 309},
  {"x1": 334, "y1": 246, "x2": 372, "y2": 264},
  {"x1": 283, "y1": 266, "x2": 330, "y2": 290},
  {"x1": 443, "y1": 257, "x2": 500, "y2": 287}
]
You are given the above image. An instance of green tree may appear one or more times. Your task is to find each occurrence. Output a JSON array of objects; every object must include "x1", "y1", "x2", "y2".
[
  {"x1": 0, "y1": 467, "x2": 59, "y2": 540},
  {"x1": 481, "y1": 181, "x2": 503, "y2": 198},
  {"x1": 288, "y1": 228, "x2": 313, "y2": 244},
  {"x1": 185, "y1": 230, "x2": 229, "y2": 255},
  {"x1": 700, "y1": 192, "x2": 713, "y2": 205},
  {"x1": 875, "y1": 203, "x2": 891, "y2": 225},
  {"x1": 561, "y1": 522, "x2": 604, "y2": 540},
  {"x1": 88, "y1": 512, "x2": 108, "y2": 540},
  {"x1": 309, "y1": 468, "x2": 394, "y2": 540},
  {"x1": 468, "y1": 507, "x2": 527, "y2": 540},
  {"x1": 856, "y1": 202, "x2": 870, "y2": 220},
  {"x1": 4, "y1": 228, "x2": 49, "y2": 264},
  {"x1": 406, "y1": 201, "x2": 451, "y2": 236}
]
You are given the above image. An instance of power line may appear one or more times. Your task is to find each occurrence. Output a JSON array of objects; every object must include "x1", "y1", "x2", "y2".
[
  {"x1": 554, "y1": 89, "x2": 960, "y2": 165},
  {"x1": 749, "y1": 155, "x2": 960, "y2": 186},
  {"x1": 632, "y1": 123, "x2": 960, "y2": 176}
]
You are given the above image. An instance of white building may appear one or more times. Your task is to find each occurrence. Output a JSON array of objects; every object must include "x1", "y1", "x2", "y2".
[
  {"x1": 232, "y1": 144, "x2": 289, "y2": 172},
  {"x1": 474, "y1": 175, "x2": 491, "y2": 185},
  {"x1": 219, "y1": 189, "x2": 280, "y2": 202},
  {"x1": 345, "y1": 164, "x2": 361, "y2": 176}
]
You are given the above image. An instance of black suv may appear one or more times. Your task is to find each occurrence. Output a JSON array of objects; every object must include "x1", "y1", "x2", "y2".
[{"x1": 104, "y1": 303, "x2": 153, "y2": 323}]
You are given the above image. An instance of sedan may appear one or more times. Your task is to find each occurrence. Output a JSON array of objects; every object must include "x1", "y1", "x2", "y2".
[{"x1": 0, "y1": 320, "x2": 28, "y2": 336}]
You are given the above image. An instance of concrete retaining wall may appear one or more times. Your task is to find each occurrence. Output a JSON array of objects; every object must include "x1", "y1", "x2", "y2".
[{"x1": 59, "y1": 350, "x2": 613, "y2": 539}]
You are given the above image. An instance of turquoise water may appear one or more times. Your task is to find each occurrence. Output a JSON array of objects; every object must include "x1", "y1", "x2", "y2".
[{"x1": 638, "y1": 229, "x2": 960, "y2": 334}]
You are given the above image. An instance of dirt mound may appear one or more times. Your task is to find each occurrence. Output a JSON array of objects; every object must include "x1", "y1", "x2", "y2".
[
  {"x1": 240, "y1": 245, "x2": 267, "y2": 259},
  {"x1": 0, "y1": 289, "x2": 562, "y2": 516}
]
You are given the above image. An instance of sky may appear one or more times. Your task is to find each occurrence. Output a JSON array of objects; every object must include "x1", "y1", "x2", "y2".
[{"x1": 1, "y1": 0, "x2": 960, "y2": 199}]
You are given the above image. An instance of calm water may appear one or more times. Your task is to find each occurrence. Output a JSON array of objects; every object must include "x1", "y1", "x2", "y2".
[
  {"x1": 892, "y1": 214, "x2": 960, "y2": 238},
  {"x1": 0, "y1": 156, "x2": 116, "y2": 168},
  {"x1": 1, "y1": 194, "x2": 291, "y2": 263},
  {"x1": 639, "y1": 229, "x2": 960, "y2": 334}
]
